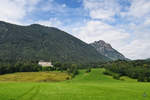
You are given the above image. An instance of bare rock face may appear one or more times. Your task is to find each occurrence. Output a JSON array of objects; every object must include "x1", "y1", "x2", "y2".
[{"x1": 90, "y1": 40, "x2": 128, "y2": 60}]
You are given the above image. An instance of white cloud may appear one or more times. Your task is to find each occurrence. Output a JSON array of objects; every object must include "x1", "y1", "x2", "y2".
[
  {"x1": 0, "y1": 0, "x2": 41, "y2": 24},
  {"x1": 41, "y1": 0, "x2": 67, "y2": 13},
  {"x1": 73, "y1": 20, "x2": 130, "y2": 50},
  {"x1": 35, "y1": 18, "x2": 62, "y2": 28},
  {"x1": 144, "y1": 18, "x2": 150, "y2": 25},
  {"x1": 121, "y1": 40, "x2": 150, "y2": 59},
  {"x1": 128, "y1": 0, "x2": 150, "y2": 18},
  {"x1": 83, "y1": 0, "x2": 120, "y2": 20}
]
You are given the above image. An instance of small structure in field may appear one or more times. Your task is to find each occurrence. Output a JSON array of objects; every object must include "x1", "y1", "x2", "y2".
[{"x1": 38, "y1": 60, "x2": 53, "y2": 67}]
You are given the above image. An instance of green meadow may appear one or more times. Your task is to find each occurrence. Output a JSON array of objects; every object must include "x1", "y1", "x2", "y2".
[{"x1": 0, "y1": 69, "x2": 150, "y2": 100}]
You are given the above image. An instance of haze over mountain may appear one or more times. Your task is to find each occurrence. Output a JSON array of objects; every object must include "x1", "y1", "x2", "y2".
[
  {"x1": 146, "y1": 58, "x2": 150, "y2": 61},
  {"x1": 90, "y1": 40, "x2": 128, "y2": 60},
  {"x1": 0, "y1": 21, "x2": 109, "y2": 63}
]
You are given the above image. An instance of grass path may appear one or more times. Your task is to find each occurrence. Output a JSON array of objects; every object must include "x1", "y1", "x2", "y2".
[{"x1": 0, "y1": 69, "x2": 150, "y2": 100}]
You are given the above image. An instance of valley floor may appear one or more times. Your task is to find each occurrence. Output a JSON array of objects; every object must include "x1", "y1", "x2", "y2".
[{"x1": 0, "y1": 69, "x2": 150, "y2": 100}]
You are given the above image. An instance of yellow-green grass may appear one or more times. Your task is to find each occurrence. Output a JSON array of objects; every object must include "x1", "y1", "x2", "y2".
[
  {"x1": 0, "y1": 69, "x2": 150, "y2": 100},
  {"x1": 0, "y1": 71, "x2": 70, "y2": 82}
]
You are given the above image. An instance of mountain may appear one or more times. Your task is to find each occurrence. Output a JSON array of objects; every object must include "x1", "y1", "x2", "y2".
[
  {"x1": 90, "y1": 40, "x2": 127, "y2": 60},
  {"x1": 0, "y1": 21, "x2": 109, "y2": 63},
  {"x1": 146, "y1": 58, "x2": 150, "y2": 61}
]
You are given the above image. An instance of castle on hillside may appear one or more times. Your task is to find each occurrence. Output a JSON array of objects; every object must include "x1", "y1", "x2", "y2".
[{"x1": 38, "y1": 60, "x2": 53, "y2": 67}]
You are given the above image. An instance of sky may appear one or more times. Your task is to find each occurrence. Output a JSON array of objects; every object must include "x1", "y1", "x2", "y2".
[{"x1": 0, "y1": 0, "x2": 150, "y2": 60}]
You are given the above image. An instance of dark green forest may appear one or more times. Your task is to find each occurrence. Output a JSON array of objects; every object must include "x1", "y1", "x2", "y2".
[{"x1": 103, "y1": 60, "x2": 150, "y2": 82}]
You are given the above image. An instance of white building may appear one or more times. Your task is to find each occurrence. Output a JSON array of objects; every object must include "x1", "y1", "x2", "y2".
[{"x1": 38, "y1": 60, "x2": 53, "y2": 67}]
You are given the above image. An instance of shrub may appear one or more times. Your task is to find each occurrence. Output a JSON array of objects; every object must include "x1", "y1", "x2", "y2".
[
  {"x1": 66, "y1": 77, "x2": 70, "y2": 80},
  {"x1": 103, "y1": 70, "x2": 113, "y2": 76},
  {"x1": 86, "y1": 68, "x2": 91, "y2": 73},
  {"x1": 103, "y1": 69, "x2": 120, "y2": 80},
  {"x1": 67, "y1": 64, "x2": 79, "y2": 78},
  {"x1": 113, "y1": 74, "x2": 120, "y2": 80}
]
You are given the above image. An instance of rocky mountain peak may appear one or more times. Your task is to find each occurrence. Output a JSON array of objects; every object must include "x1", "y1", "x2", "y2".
[
  {"x1": 94, "y1": 40, "x2": 112, "y2": 48},
  {"x1": 90, "y1": 40, "x2": 128, "y2": 60}
]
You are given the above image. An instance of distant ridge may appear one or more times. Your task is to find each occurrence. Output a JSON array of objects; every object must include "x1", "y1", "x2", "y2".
[{"x1": 146, "y1": 58, "x2": 150, "y2": 61}]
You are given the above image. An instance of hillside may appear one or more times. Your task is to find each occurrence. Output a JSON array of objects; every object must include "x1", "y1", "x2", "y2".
[
  {"x1": 90, "y1": 40, "x2": 128, "y2": 60},
  {"x1": 0, "y1": 21, "x2": 109, "y2": 63},
  {"x1": 0, "y1": 69, "x2": 149, "y2": 100}
]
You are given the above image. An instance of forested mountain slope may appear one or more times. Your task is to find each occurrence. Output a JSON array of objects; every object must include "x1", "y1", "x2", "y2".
[{"x1": 0, "y1": 21, "x2": 109, "y2": 63}]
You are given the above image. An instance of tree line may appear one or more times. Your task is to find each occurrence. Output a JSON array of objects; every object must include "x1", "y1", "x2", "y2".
[
  {"x1": 0, "y1": 61, "x2": 79, "y2": 78},
  {"x1": 0, "y1": 62, "x2": 42, "y2": 75},
  {"x1": 103, "y1": 60, "x2": 150, "y2": 82}
]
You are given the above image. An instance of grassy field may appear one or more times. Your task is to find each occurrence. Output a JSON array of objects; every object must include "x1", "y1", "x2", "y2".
[
  {"x1": 0, "y1": 68, "x2": 150, "y2": 100},
  {"x1": 0, "y1": 72, "x2": 70, "y2": 82}
]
